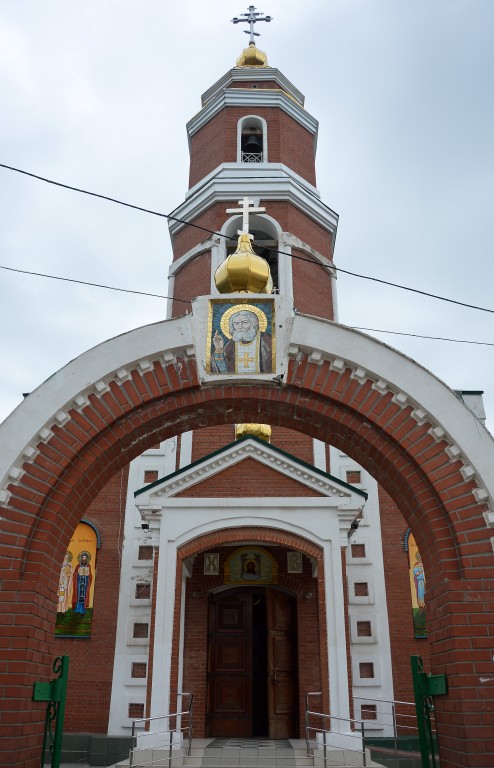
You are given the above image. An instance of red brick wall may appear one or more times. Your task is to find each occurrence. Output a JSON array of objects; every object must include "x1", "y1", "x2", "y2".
[
  {"x1": 188, "y1": 106, "x2": 316, "y2": 189},
  {"x1": 52, "y1": 466, "x2": 128, "y2": 733},
  {"x1": 292, "y1": 248, "x2": 334, "y2": 320},
  {"x1": 172, "y1": 205, "x2": 227, "y2": 261},
  {"x1": 284, "y1": 206, "x2": 334, "y2": 260},
  {"x1": 377, "y1": 485, "x2": 430, "y2": 704},
  {"x1": 188, "y1": 110, "x2": 230, "y2": 188},
  {"x1": 172, "y1": 250, "x2": 211, "y2": 317},
  {"x1": 189, "y1": 425, "x2": 316, "y2": 467},
  {"x1": 191, "y1": 425, "x2": 236, "y2": 462},
  {"x1": 270, "y1": 426, "x2": 316, "y2": 464}
]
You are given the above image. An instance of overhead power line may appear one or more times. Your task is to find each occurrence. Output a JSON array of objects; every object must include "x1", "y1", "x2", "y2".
[
  {"x1": 0, "y1": 262, "x2": 491, "y2": 349},
  {"x1": 1, "y1": 162, "x2": 494, "y2": 316},
  {"x1": 0, "y1": 263, "x2": 188, "y2": 303},
  {"x1": 352, "y1": 327, "x2": 494, "y2": 347}
]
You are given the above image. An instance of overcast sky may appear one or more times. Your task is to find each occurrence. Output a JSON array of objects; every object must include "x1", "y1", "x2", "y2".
[{"x1": 1, "y1": 0, "x2": 493, "y2": 434}]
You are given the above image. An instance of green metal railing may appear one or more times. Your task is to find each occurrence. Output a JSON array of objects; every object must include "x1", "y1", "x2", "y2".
[
  {"x1": 33, "y1": 655, "x2": 69, "y2": 768},
  {"x1": 411, "y1": 655, "x2": 447, "y2": 767}
]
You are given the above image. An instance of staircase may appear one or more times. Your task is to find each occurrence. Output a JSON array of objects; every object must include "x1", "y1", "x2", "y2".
[{"x1": 121, "y1": 737, "x2": 387, "y2": 767}]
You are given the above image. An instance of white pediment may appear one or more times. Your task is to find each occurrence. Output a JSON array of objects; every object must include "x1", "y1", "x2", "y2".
[{"x1": 134, "y1": 436, "x2": 367, "y2": 511}]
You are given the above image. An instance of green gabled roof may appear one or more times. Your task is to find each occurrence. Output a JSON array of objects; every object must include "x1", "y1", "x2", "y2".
[{"x1": 134, "y1": 434, "x2": 368, "y2": 500}]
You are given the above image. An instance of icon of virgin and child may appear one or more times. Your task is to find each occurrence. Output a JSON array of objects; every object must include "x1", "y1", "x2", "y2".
[{"x1": 209, "y1": 303, "x2": 273, "y2": 374}]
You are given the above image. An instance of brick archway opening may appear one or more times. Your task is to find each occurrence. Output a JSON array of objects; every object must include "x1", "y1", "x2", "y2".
[{"x1": 1, "y1": 353, "x2": 493, "y2": 768}]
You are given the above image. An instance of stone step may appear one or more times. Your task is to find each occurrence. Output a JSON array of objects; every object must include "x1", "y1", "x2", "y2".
[
  {"x1": 118, "y1": 739, "x2": 388, "y2": 768},
  {"x1": 312, "y1": 747, "x2": 386, "y2": 767}
]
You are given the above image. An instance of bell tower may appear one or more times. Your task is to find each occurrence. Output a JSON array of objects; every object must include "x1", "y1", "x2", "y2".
[
  {"x1": 100, "y1": 9, "x2": 399, "y2": 745},
  {"x1": 166, "y1": 12, "x2": 339, "y2": 325}
]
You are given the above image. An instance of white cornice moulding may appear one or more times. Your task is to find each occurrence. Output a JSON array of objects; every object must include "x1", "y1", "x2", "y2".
[
  {"x1": 201, "y1": 67, "x2": 305, "y2": 108},
  {"x1": 187, "y1": 91, "x2": 318, "y2": 142},
  {"x1": 168, "y1": 164, "x2": 338, "y2": 237}
]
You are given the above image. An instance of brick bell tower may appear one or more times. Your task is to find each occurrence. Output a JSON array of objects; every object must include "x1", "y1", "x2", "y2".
[{"x1": 166, "y1": 19, "x2": 339, "y2": 325}]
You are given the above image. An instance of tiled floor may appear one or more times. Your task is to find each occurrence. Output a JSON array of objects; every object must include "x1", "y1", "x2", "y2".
[
  {"x1": 202, "y1": 738, "x2": 298, "y2": 766},
  {"x1": 207, "y1": 738, "x2": 292, "y2": 748}
]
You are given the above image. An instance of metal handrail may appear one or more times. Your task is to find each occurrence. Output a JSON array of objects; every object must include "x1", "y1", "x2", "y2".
[
  {"x1": 305, "y1": 691, "x2": 438, "y2": 766},
  {"x1": 305, "y1": 692, "x2": 367, "y2": 767},
  {"x1": 352, "y1": 694, "x2": 438, "y2": 756},
  {"x1": 129, "y1": 693, "x2": 193, "y2": 767}
]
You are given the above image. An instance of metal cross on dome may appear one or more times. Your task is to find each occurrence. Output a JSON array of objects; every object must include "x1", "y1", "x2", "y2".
[
  {"x1": 226, "y1": 197, "x2": 266, "y2": 238},
  {"x1": 231, "y1": 5, "x2": 273, "y2": 44}
]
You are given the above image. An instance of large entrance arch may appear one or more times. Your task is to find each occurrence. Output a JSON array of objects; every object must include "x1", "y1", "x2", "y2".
[{"x1": 1, "y1": 313, "x2": 493, "y2": 768}]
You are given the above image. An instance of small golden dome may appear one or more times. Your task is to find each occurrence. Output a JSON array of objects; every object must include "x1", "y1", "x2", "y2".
[
  {"x1": 236, "y1": 42, "x2": 269, "y2": 67},
  {"x1": 214, "y1": 234, "x2": 273, "y2": 294},
  {"x1": 236, "y1": 423, "x2": 272, "y2": 442}
]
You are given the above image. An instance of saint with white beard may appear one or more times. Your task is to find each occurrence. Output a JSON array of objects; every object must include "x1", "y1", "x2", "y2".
[{"x1": 210, "y1": 307, "x2": 273, "y2": 374}]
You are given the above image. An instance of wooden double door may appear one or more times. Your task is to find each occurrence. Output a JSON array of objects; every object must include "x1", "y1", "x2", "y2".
[{"x1": 207, "y1": 587, "x2": 298, "y2": 738}]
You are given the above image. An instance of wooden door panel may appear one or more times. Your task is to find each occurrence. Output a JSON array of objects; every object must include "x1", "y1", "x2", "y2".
[
  {"x1": 272, "y1": 635, "x2": 293, "y2": 670},
  {"x1": 213, "y1": 678, "x2": 246, "y2": 712},
  {"x1": 217, "y1": 603, "x2": 246, "y2": 631},
  {"x1": 272, "y1": 598, "x2": 293, "y2": 631},
  {"x1": 208, "y1": 592, "x2": 253, "y2": 737},
  {"x1": 267, "y1": 589, "x2": 298, "y2": 738},
  {"x1": 273, "y1": 679, "x2": 296, "y2": 712},
  {"x1": 213, "y1": 638, "x2": 247, "y2": 672}
]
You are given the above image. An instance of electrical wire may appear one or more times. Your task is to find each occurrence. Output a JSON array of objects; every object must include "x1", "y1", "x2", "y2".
[
  {"x1": 0, "y1": 262, "x2": 491, "y2": 348},
  {"x1": 0, "y1": 263, "x2": 189, "y2": 303},
  {"x1": 351, "y1": 327, "x2": 494, "y2": 347},
  {"x1": 1, "y1": 162, "x2": 494, "y2": 316}
]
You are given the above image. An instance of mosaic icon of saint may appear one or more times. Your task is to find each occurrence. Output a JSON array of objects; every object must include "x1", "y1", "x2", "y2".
[
  {"x1": 413, "y1": 552, "x2": 426, "y2": 611},
  {"x1": 57, "y1": 551, "x2": 74, "y2": 613},
  {"x1": 72, "y1": 551, "x2": 93, "y2": 614},
  {"x1": 211, "y1": 307, "x2": 272, "y2": 374}
]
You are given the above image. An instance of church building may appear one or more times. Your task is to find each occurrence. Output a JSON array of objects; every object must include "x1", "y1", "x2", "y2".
[{"x1": 50, "y1": 23, "x2": 474, "y2": 750}]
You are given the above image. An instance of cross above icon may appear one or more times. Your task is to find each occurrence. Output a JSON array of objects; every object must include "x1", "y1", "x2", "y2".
[{"x1": 226, "y1": 197, "x2": 266, "y2": 238}]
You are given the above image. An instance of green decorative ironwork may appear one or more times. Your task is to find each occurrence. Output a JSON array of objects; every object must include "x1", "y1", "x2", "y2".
[
  {"x1": 33, "y1": 655, "x2": 69, "y2": 768},
  {"x1": 411, "y1": 655, "x2": 447, "y2": 767}
]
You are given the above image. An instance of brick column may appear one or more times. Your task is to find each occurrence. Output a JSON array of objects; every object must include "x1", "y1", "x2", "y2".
[
  {"x1": 428, "y1": 579, "x2": 494, "y2": 768},
  {"x1": 0, "y1": 579, "x2": 56, "y2": 768}
]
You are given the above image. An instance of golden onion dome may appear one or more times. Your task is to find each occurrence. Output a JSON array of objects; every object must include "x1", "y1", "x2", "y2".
[
  {"x1": 236, "y1": 42, "x2": 269, "y2": 67},
  {"x1": 214, "y1": 234, "x2": 273, "y2": 294},
  {"x1": 235, "y1": 423, "x2": 272, "y2": 442}
]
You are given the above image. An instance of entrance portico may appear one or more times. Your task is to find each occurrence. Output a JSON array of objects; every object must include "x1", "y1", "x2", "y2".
[{"x1": 135, "y1": 442, "x2": 367, "y2": 739}]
